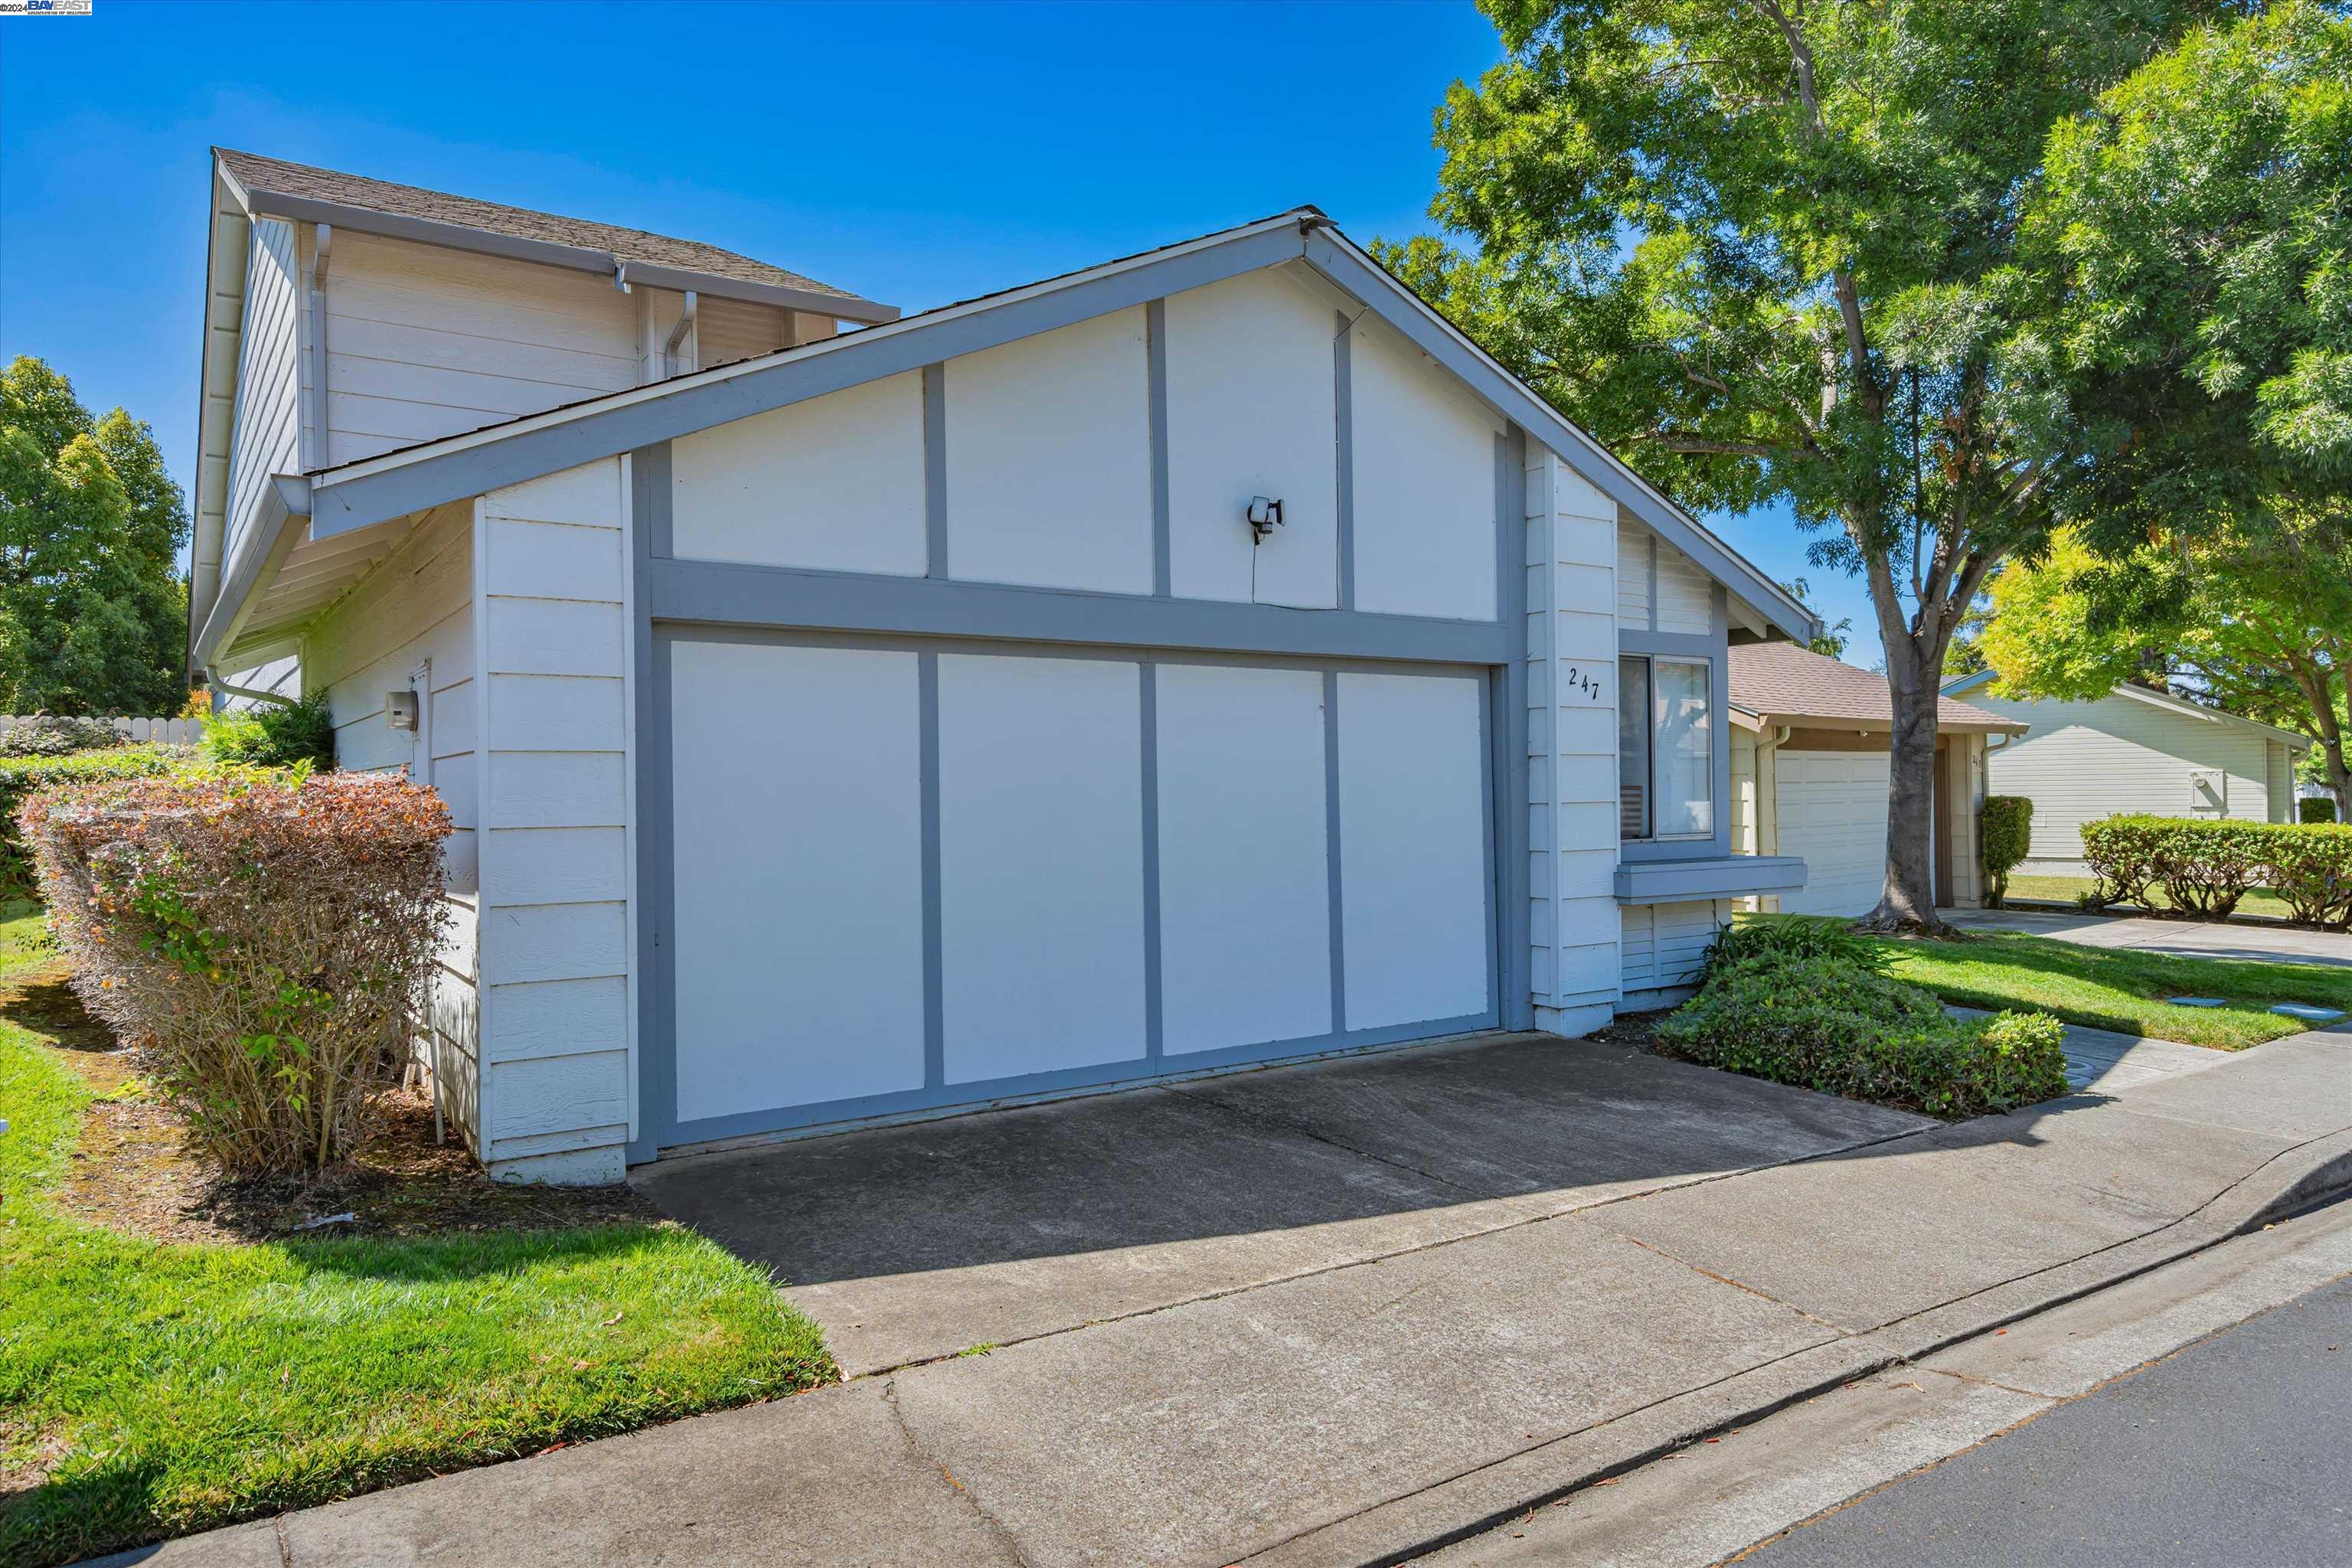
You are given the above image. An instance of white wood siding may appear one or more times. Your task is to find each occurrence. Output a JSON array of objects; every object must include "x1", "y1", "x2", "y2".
[
  {"x1": 669, "y1": 371, "x2": 927, "y2": 576},
  {"x1": 224, "y1": 217, "x2": 301, "y2": 573},
  {"x1": 474, "y1": 459, "x2": 635, "y2": 1182},
  {"x1": 302, "y1": 501, "x2": 480, "y2": 1148},
  {"x1": 1164, "y1": 270, "x2": 1339, "y2": 609},
  {"x1": 1348, "y1": 315, "x2": 1503, "y2": 622},
  {"x1": 1969, "y1": 690, "x2": 2280, "y2": 870},
  {"x1": 1620, "y1": 900, "x2": 1728, "y2": 1001},
  {"x1": 1654, "y1": 535, "x2": 1713, "y2": 635},
  {"x1": 322, "y1": 231, "x2": 638, "y2": 466},
  {"x1": 1526, "y1": 445, "x2": 1622, "y2": 1033},
  {"x1": 1615, "y1": 518, "x2": 1651, "y2": 629},
  {"x1": 944, "y1": 309, "x2": 1154, "y2": 594}
]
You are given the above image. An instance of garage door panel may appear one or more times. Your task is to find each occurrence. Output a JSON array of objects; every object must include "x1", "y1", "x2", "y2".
[
  {"x1": 670, "y1": 641, "x2": 926, "y2": 1122},
  {"x1": 1156, "y1": 664, "x2": 1333, "y2": 1056},
  {"x1": 1777, "y1": 750, "x2": 1890, "y2": 916},
  {"x1": 1338, "y1": 671, "x2": 1492, "y2": 1030},
  {"x1": 939, "y1": 652, "x2": 1148, "y2": 1084}
]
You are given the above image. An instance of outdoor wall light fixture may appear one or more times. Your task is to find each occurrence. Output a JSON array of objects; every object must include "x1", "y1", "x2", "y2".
[
  {"x1": 1246, "y1": 495, "x2": 1285, "y2": 543},
  {"x1": 385, "y1": 690, "x2": 420, "y2": 733}
]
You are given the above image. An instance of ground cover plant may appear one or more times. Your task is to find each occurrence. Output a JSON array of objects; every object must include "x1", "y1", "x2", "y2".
[
  {"x1": 0, "y1": 901, "x2": 835, "y2": 1566},
  {"x1": 1658, "y1": 918, "x2": 2069, "y2": 1119}
]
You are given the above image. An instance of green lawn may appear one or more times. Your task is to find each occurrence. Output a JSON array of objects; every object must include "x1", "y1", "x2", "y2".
[
  {"x1": 1848, "y1": 925, "x2": 2352, "y2": 1049},
  {"x1": 0, "y1": 909, "x2": 834, "y2": 1567},
  {"x1": 2001, "y1": 872, "x2": 2298, "y2": 923}
]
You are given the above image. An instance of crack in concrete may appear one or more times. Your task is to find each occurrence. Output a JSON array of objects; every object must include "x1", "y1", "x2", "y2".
[
  {"x1": 1616, "y1": 1234, "x2": 1851, "y2": 1331},
  {"x1": 274, "y1": 1514, "x2": 294, "y2": 1568},
  {"x1": 880, "y1": 1377, "x2": 1037, "y2": 1568}
]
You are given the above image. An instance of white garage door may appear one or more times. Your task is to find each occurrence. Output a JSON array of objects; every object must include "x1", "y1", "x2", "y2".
[
  {"x1": 658, "y1": 636, "x2": 1497, "y2": 1146},
  {"x1": 1775, "y1": 750, "x2": 1891, "y2": 916}
]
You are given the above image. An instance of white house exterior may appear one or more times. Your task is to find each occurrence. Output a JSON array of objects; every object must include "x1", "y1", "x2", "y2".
[
  {"x1": 188, "y1": 153, "x2": 1813, "y2": 1184},
  {"x1": 1941, "y1": 672, "x2": 2313, "y2": 876}
]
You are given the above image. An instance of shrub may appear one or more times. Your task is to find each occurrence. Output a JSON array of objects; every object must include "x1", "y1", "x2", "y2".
[
  {"x1": 2148, "y1": 818, "x2": 2267, "y2": 919},
  {"x1": 2266, "y1": 822, "x2": 2352, "y2": 928},
  {"x1": 0, "y1": 745, "x2": 179, "y2": 894},
  {"x1": 21, "y1": 770, "x2": 451, "y2": 1173},
  {"x1": 1980, "y1": 796, "x2": 2033, "y2": 907},
  {"x1": 0, "y1": 715, "x2": 128, "y2": 757},
  {"x1": 2079, "y1": 814, "x2": 2167, "y2": 910},
  {"x1": 2079, "y1": 814, "x2": 2352, "y2": 928},
  {"x1": 2302, "y1": 797, "x2": 2339, "y2": 825},
  {"x1": 200, "y1": 690, "x2": 336, "y2": 772},
  {"x1": 1658, "y1": 916, "x2": 2070, "y2": 1118}
]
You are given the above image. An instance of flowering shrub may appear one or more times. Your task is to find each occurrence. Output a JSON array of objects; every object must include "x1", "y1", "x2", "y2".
[
  {"x1": 1658, "y1": 917, "x2": 2069, "y2": 1118},
  {"x1": 20, "y1": 770, "x2": 451, "y2": 1172}
]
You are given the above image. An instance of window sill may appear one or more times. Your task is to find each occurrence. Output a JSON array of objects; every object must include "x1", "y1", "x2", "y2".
[{"x1": 1614, "y1": 855, "x2": 1807, "y2": 906}]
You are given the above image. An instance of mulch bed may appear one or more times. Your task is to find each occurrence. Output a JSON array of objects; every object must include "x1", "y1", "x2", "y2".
[{"x1": 6, "y1": 961, "x2": 665, "y2": 1247}]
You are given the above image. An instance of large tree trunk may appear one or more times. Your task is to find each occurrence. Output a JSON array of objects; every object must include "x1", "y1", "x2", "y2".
[
  {"x1": 1863, "y1": 632, "x2": 1948, "y2": 933},
  {"x1": 2293, "y1": 663, "x2": 2352, "y2": 819}
]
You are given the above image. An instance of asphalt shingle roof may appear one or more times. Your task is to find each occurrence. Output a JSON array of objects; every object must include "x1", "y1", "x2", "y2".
[
  {"x1": 214, "y1": 148, "x2": 867, "y2": 302},
  {"x1": 1729, "y1": 640, "x2": 2024, "y2": 730}
]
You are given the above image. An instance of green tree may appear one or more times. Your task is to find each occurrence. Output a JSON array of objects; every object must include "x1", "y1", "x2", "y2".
[
  {"x1": 1383, "y1": 0, "x2": 2222, "y2": 931},
  {"x1": 0, "y1": 357, "x2": 189, "y2": 715},
  {"x1": 1780, "y1": 578, "x2": 1853, "y2": 659},
  {"x1": 1978, "y1": 521, "x2": 2352, "y2": 813}
]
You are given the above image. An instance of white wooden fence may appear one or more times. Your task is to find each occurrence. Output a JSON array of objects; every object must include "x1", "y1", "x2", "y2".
[{"x1": 0, "y1": 714, "x2": 207, "y2": 744}]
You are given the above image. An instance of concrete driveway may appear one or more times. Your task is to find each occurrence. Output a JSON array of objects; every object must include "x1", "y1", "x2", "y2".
[
  {"x1": 1943, "y1": 906, "x2": 2352, "y2": 969},
  {"x1": 635, "y1": 1031, "x2": 1934, "y2": 1374}
]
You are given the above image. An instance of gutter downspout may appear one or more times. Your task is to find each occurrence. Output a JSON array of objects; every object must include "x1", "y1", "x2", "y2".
[
  {"x1": 663, "y1": 289, "x2": 698, "y2": 377},
  {"x1": 205, "y1": 665, "x2": 298, "y2": 710}
]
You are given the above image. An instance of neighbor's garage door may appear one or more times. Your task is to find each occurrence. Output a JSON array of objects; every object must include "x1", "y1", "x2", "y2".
[
  {"x1": 1775, "y1": 750, "x2": 1892, "y2": 916},
  {"x1": 657, "y1": 636, "x2": 1496, "y2": 1147}
]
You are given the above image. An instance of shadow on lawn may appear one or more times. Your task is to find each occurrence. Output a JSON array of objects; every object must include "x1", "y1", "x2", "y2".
[{"x1": 1903, "y1": 930, "x2": 2347, "y2": 1010}]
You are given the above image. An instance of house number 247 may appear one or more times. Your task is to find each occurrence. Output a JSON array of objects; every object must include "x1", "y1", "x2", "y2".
[{"x1": 1560, "y1": 667, "x2": 1603, "y2": 701}]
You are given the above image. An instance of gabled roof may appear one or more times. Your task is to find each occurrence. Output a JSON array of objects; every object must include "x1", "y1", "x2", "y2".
[
  {"x1": 1942, "y1": 668, "x2": 2314, "y2": 750},
  {"x1": 1730, "y1": 642, "x2": 2027, "y2": 734},
  {"x1": 212, "y1": 149, "x2": 900, "y2": 324},
  {"x1": 198, "y1": 205, "x2": 1821, "y2": 668}
]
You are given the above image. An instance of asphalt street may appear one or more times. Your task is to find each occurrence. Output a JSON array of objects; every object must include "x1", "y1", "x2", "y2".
[{"x1": 1743, "y1": 1273, "x2": 2352, "y2": 1568}]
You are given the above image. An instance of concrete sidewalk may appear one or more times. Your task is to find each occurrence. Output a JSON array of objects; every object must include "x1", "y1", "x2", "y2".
[{"x1": 112, "y1": 1028, "x2": 2352, "y2": 1568}]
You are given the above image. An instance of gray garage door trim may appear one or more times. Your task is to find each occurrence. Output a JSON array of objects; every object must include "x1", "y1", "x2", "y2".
[{"x1": 635, "y1": 435, "x2": 1533, "y2": 1161}]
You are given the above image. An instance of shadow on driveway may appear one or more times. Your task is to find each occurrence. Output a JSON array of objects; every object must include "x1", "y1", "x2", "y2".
[{"x1": 637, "y1": 1032, "x2": 1968, "y2": 1372}]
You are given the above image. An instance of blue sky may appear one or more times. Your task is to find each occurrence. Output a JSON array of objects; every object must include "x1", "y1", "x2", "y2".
[{"x1": 0, "y1": 0, "x2": 1876, "y2": 660}]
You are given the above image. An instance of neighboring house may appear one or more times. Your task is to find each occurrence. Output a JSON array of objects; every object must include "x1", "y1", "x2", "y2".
[
  {"x1": 1726, "y1": 643, "x2": 2027, "y2": 915},
  {"x1": 186, "y1": 151, "x2": 1815, "y2": 1183},
  {"x1": 1940, "y1": 671, "x2": 2314, "y2": 875}
]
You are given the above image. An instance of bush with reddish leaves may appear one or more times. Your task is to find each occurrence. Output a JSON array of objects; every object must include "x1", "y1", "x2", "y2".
[{"x1": 20, "y1": 769, "x2": 451, "y2": 1173}]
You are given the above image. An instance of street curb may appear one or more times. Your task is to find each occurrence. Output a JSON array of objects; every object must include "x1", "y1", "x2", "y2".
[{"x1": 1243, "y1": 1125, "x2": 2352, "y2": 1568}]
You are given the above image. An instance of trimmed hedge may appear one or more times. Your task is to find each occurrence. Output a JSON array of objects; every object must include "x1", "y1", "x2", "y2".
[
  {"x1": 21, "y1": 770, "x2": 451, "y2": 1172},
  {"x1": 1656, "y1": 918, "x2": 2070, "y2": 1119},
  {"x1": 200, "y1": 690, "x2": 336, "y2": 771},
  {"x1": 0, "y1": 745, "x2": 179, "y2": 894},
  {"x1": 2080, "y1": 815, "x2": 2352, "y2": 927},
  {"x1": 1981, "y1": 795, "x2": 2033, "y2": 907},
  {"x1": 2303, "y1": 797, "x2": 2339, "y2": 825}
]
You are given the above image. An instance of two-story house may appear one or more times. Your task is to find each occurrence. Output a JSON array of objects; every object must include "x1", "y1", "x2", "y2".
[{"x1": 188, "y1": 151, "x2": 1812, "y2": 1184}]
